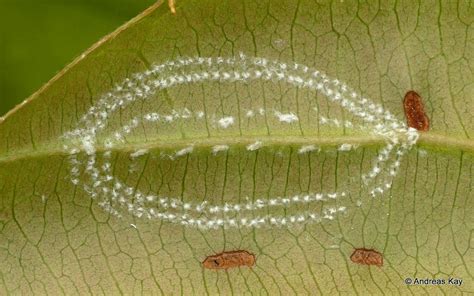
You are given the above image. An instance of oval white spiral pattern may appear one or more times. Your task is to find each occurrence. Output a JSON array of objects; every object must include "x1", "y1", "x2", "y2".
[{"x1": 63, "y1": 53, "x2": 419, "y2": 229}]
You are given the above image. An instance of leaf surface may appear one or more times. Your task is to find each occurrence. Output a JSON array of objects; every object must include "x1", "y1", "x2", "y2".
[{"x1": 0, "y1": 0, "x2": 473, "y2": 294}]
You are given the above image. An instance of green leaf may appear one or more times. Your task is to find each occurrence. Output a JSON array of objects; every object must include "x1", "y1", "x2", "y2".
[{"x1": 1, "y1": 0, "x2": 473, "y2": 294}]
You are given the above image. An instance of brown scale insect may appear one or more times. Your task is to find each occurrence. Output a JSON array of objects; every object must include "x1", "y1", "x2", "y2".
[
  {"x1": 403, "y1": 90, "x2": 430, "y2": 131},
  {"x1": 202, "y1": 250, "x2": 255, "y2": 270},
  {"x1": 350, "y1": 248, "x2": 383, "y2": 267}
]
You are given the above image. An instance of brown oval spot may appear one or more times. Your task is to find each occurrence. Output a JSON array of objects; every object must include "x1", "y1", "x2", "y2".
[
  {"x1": 403, "y1": 90, "x2": 429, "y2": 131},
  {"x1": 203, "y1": 250, "x2": 255, "y2": 270},
  {"x1": 350, "y1": 248, "x2": 383, "y2": 267}
]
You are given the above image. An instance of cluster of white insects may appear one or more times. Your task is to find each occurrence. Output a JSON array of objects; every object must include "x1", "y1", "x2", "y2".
[{"x1": 63, "y1": 53, "x2": 419, "y2": 229}]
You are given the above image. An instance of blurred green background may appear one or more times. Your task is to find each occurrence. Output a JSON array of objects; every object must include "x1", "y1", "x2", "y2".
[{"x1": 0, "y1": 0, "x2": 156, "y2": 116}]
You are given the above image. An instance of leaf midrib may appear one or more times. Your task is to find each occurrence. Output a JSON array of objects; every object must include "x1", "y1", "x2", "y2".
[{"x1": 0, "y1": 133, "x2": 473, "y2": 164}]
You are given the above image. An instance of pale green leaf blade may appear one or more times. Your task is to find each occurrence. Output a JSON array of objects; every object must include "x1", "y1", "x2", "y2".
[{"x1": 1, "y1": 0, "x2": 473, "y2": 295}]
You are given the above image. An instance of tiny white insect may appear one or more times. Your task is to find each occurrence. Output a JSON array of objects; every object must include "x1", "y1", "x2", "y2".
[
  {"x1": 130, "y1": 149, "x2": 149, "y2": 158},
  {"x1": 212, "y1": 145, "x2": 230, "y2": 154},
  {"x1": 274, "y1": 111, "x2": 299, "y2": 123},
  {"x1": 217, "y1": 116, "x2": 235, "y2": 128},
  {"x1": 246, "y1": 141, "x2": 263, "y2": 151},
  {"x1": 175, "y1": 146, "x2": 194, "y2": 157},
  {"x1": 338, "y1": 143, "x2": 355, "y2": 151},
  {"x1": 298, "y1": 145, "x2": 319, "y2": 154}
]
